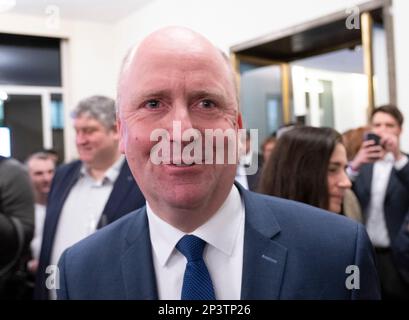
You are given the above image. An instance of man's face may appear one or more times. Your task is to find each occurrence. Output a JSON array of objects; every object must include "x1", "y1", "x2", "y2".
[
  {"x1": 28, "y1": 158, "x2": 55, "y2": 196},
  {"x1": 327, "y1": 143, "x2": 351, "y2": 213},
  {"x1": 74, "y1": 115, "x2": 119, "y2": 167},
  {"x1": 118, "y1": 40, "x2": 241, "y2": 212},
  {"x1": 371, "y1": 112, "x2": 401, "y2": 138},
  {"x1": 263, "y1": 141, "x2": 276, "y2": 163}
]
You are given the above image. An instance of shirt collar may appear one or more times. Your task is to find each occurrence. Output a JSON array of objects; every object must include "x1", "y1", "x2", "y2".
[
  {"x1": 240, "y1": 151, "x2": 253, "y2": 167},
  {"x1": 146, "y1": 184, "x2": 244, "y2": 267},
  {"x1": 80, "y1": 155, "x2": 125, "y2": 184},
  {"x1": 380, "y1": 152, "x2": 395, "y2": 164}
]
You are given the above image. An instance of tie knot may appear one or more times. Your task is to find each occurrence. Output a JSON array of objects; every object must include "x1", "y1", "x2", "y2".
[{"x1": 176, "y1": 235, "x2": 206, "y2": 262}]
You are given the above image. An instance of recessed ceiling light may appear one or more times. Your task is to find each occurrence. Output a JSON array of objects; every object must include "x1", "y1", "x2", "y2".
[{"x1": 0, "y1": 91, "x2": 8, "y2": 101}]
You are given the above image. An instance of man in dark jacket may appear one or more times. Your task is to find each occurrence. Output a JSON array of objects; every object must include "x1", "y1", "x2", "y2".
[
  {"x1": 0, "y1": 156, "x2": 34, "y2": 298},
  {"x1": 34, "y1": 96, "x2": 145, "y2": 299},
  {"x1": 348, "y1": 105, "x2": 409, "y2": 299}
]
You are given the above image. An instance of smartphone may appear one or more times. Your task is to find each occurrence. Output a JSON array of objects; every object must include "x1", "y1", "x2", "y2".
[{"x1": 364, "y1": 132, "x2": 381, "y2": 146}]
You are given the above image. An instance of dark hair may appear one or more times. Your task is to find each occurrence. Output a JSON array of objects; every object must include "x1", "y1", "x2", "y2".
[
  {"x1": 258, "y1": 126, "x2": 342, "y2": 210},
  {"x1": 370, "y1": 105, "x2": 404, "y2": 127}
]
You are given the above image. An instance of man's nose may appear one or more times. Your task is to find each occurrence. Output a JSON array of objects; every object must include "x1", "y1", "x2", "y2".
[
  {"x1": 169, "y1": 104, "x2": 194, "y2": 141},
  {"x1": 76, "y1": 132, "x2": 87, "y2": 145},
  {"x1": 45, "y1": 172, "x2": 53, "y2": 183}
]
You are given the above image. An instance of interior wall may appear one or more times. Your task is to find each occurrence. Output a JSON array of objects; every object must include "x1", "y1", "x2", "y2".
[{"x1": 0, "y1": 13, "x2": 117, "y2": 161}]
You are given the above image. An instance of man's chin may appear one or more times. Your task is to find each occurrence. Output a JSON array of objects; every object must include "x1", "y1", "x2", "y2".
[{"x1": 162, "y1": 188, "x2": 209, "y2": 209}]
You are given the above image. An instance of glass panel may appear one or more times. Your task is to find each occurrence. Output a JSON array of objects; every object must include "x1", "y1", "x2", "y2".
[
  {"x1": 2, "y1": 94, "x2": 43, "y2": 161},
  {"x1": 0, "y1": 33, "x2": 61, "y2": 86},
  {"x1": 291, "y1": 48, "x2": 368, "y2": 133},
  {"x1": 0, "y1": 127, "x2": 11, "y2": 157},
  {"x1": 240, "y1": 65, "x2": 283, "y2": 151},
  {"x1": 50, "y1": 93, "x2": 65, "y2": 163},
  {"x1": 372, "y1": 23, "x2": 390, "y2": 106}
]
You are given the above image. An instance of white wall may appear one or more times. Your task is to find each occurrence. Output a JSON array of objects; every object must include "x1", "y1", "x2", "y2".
[
  {"x1": 393, "y1": 0, "x2": 409, "y2": 152},
  {"x1": 0, "y1": 13, "x2": 117, "y2": 160}
]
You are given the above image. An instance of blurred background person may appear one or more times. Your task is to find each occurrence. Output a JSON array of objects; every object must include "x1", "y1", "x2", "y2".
[
  {"x1": 34, "y1": 95, "x2": 146, "y2": 299},
  {"x1": 347, "y1": 105, "x2": 409, "y2": 299},
  {"x1": 25, "y1": 152, "x2": 56, "y2": 274},
  {"x1": 258, "y1": 126, "x2": 356, "y2": 219},
  {"x1": 0, "y1": 156, "x2": 34, "y2": 299},
  {"x1": 40, "y1": 149, "x2": 60, "y2": 166},
  {"x1": 261, "y1": 133, "x2": 277, "y2": 165}
]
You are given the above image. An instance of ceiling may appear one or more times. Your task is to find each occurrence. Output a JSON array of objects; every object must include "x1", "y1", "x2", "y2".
[{"x1": 0, "y1": 0, "x2": 152, "y2": 23}]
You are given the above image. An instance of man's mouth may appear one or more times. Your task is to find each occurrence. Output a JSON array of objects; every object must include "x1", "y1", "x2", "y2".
[{"x1": 171, "y1": 163, "x2": 195, "y2": 167}]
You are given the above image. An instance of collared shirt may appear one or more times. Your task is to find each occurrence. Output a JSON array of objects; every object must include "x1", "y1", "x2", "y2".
[
  {"x1": 51, "y1": 156, "x2": 125, "y2": 268},
  {"x1": 235, "y1": 152, "x2": 254, "y2": 189},
  {"x1": 365, "y1": 153, "x2": 408, "y2": 247},
  {"x1": 147, "y1": 184, "x2": 245, "y2": 300},
  {"x1": 31, "y1": 203, "x2": 46, "y2": 260}
]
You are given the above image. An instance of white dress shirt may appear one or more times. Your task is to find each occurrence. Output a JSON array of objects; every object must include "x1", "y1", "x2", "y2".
[
  {"x1": 51, "y1": 156, "x2": 125, "y2": 268},
  {"x1": 147, "y1": 184, "x2": 245, "y2": 300},
  {"x1": 31, "y1": 203, "x2": 46, "y2": 260}
]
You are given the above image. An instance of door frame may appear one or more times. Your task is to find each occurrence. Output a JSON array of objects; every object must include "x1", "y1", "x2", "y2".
[{"x1": 230, "y1": 0, "x2": 395, "y2": 124}]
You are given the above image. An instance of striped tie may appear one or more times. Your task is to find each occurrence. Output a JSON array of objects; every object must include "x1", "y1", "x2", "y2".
[{"x1": 176, "y1": 235, "x2": 216, "y2": 300}]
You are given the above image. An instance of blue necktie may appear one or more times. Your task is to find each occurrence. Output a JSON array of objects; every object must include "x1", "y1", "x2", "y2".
[{"x1": 176, "y1": 235, "x2": 216, "y2": 300}]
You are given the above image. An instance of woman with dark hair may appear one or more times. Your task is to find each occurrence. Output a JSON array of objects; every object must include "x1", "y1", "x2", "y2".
[{"x1": 258, "y1": 126, "x2": 352, "y2": 215}]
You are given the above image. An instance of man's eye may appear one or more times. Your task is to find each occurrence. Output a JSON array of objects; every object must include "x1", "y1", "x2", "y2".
[
  {"x1": 199, "y1": 100, "x2": 215, "y2": 109},
  {"x1": 145, "y1": 100, "x2": 160, "y2": 109}
]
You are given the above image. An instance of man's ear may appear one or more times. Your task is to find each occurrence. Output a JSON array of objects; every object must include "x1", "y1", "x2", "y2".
[{"x1": 117, "y1": 117, "x2": 125, "y2": 154}]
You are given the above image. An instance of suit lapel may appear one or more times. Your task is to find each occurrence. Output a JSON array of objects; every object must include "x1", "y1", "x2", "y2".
[
  {"x1": 238, "y1": 185, "x2": 288, "y2": 300},
  {"x1": 120, "y1": 208, "x2": 158, "y2": 300},
  {"x1": 100, "y1": 160, "x2": 134, "y2": 225},
  {"x1": 361, "y1": 164, "x2": 374, "y2": 197},
  {"x1": 385, "y1": 168, "x2": 398, "y2": 203},
  {"x1": 46, "y1": 162, "x2": 82, "y2": 248}
]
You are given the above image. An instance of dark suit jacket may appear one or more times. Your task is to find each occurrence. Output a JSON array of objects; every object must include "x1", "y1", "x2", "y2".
[
  {"x1": 34, "y1": 159, "x2": 145, "y2": 299},
  {"x1": 352, "y1": 161, "x2": 409, "y2": 242},
  {"x1": 393, "y1": 211, "x2": 409, "y2": 284},
  {"x1": 57, "y1": 184, "x2": 380, "y2": 299}
]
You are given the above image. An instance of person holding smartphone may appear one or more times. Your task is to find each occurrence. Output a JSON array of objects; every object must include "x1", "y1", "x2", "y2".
[{"x1": 348, "y1": 105, "x2": 409, "y2": 300}]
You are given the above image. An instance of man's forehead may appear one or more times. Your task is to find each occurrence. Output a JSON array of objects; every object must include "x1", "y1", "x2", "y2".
[
  {"x1": 74, "y1": 115, "x2": 102, "y2": 126},
  {"x1": 29, "y1": 158, "x2": 54, "y2": 169}
]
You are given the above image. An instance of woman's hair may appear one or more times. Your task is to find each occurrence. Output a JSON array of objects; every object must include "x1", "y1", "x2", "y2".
[
  {"x1": 342, "y1": 126, "x2": 369, "y2": 161},
  {"x1": 258, "y1": 126, "x2": 342, "y2": 210}
]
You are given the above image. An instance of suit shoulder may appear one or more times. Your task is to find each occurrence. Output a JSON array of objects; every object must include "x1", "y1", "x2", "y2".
[
  {"x1": 54, "y1": 160, "x2": 82, "y2": 177},
  {"x1": 63, "y1": 207, "x2": 145, "y2": 260},
  {"x1": 247, "y1": 191, "x2": 361, "y2": 238}
]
